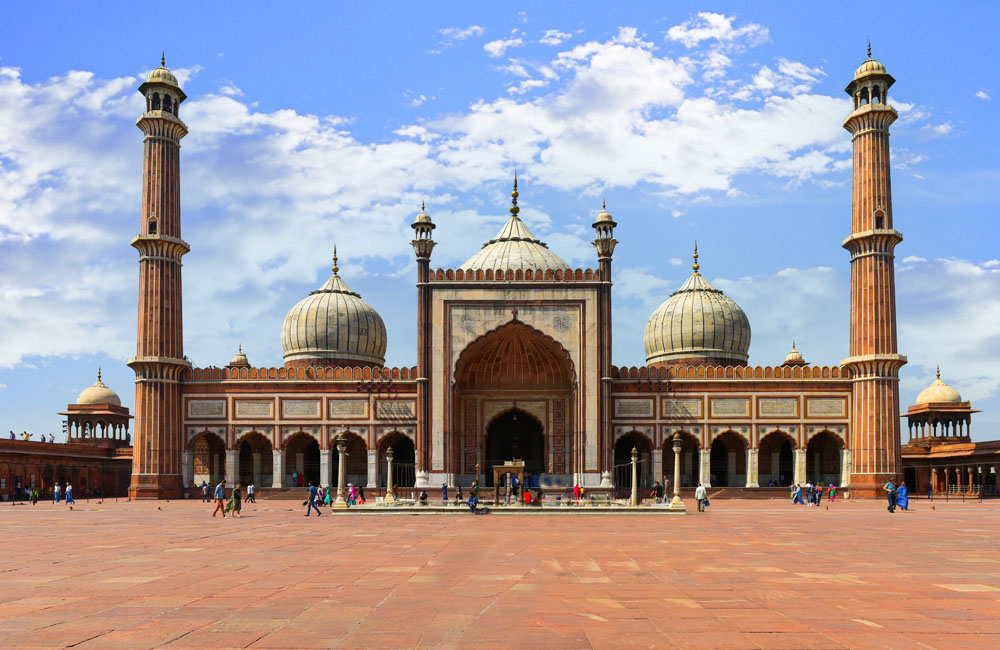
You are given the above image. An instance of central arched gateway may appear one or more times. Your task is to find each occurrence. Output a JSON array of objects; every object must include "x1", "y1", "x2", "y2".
[
  {"x1": 485, "y1": 409, "x2": 544, "y2": 486},
  {"x1": 453, "y1": 319, "x2": 576, "y2": 485}
]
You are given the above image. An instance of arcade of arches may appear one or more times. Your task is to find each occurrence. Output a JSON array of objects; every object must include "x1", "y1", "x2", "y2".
[{"x1": 615, "y1": 429, "x2": 847, "y2": 490}]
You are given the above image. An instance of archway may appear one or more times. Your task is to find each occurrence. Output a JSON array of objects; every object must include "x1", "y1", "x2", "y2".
[
  {"x1": 454, "y1": 319, "x2": 576, "y2": 483},
  {"x1": 662, "y1": 431, "x2": 700, "y2": 488},
  {"x1": 332, "y1": 432, "x2": 368, "y2": 487},
  {"x1": 807, "y1": 432, "x2": 843, "y2": 485},
  {"x1": 613, "y1": 432, "x2": 653, "y2": 496},
  {"x1": 284, "y1": 433, "x2": 320, "y2": 487},
  {"x1": 710, "y1": 432, "x2": 748, "y2": 487},
  {"x1": 191, "y1": 432, "x2": 225, "y2": 487},
  {"x1": 758, "y1": 431, "x2": 795, "y2": 487},
  {"x1": 238, "y1": 432, "x2": 273, "y2": 487},
  {"x1": 486, "y1": 410, "x2": 544, "y2": 487},
  {"x1": 379, "y1": 433, "x2": 415, "y2": 488}
]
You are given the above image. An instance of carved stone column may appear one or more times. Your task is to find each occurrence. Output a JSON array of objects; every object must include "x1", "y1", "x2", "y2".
[
  {"x1": 745, "y1": 449, "x2": 759, "y2": 488},
  {"x1": 367, "y1": 449, "x2": 378, "y2": 488},
  {"x1": 930, "y1": 467, "x2": 938, "y2": 495},
  {"x1": 333, "y1": 435, "x2": 348, "y2": 508},
  {"x1": 669, "y1": 434, "x2": 686, "y2": 511},
  {"x1": 699, "y1": 449, "x2": 711, "y2": 487},
  {"x1": 181, "y1": 450, "x2": 193, "y2": 491},
  {"x1": 225, "y1": 450, "x2": 237, "y2": 485},
  {"x1": 271, "y1": 449, "x2": 283, "y2": 488},
  {"x1": 319, "y1": 449, "x2": 331, "y2": 489},
  {"x1": 840, "y1": 449, "x2": 851, "y2": 488},
  {"x1": 629, "y1": 447, "x2": 639, "y2": 507},
  {"x1": 793, "y1": 449, "x2": 806, "y2": 485}
]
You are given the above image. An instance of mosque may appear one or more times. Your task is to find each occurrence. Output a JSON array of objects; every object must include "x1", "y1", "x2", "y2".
[{"x1": 12, "y1": 51, "x2": 992, "y2": 503}]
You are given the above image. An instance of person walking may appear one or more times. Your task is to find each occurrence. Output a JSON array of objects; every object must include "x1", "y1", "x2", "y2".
[
  {"x1": 896, "y1": 482, "x2": 909, "y2": 511},
  {"x1": 201, "y1": 481, "x2": 209, "y2": 502},
  {"x1": 65, "y1": 483, "x2": 74, "y2": 505},
  {"x1": 230, "y1": 484, "x2": 243, "y2": 518},
  {"x1": 792, "y1": 484, "x2": 803, "y2": 505},
  {"x1": 53, "y1": 483, "x2": 61, "y2": 504},
  {"x1": 347, "y1": 484, "x2": 357, "y2": 506},
  {"x1": 323, "y1": 485, "x2": 332, "y2": 506},
  {"x1": 573, "y1": 483, "x2": 582, "y2": 505},
  {"x1": 805, "y1": 482, "x2": 814, "y2": 506},
  {"x1": 926, "y1": 480, "x2": 933, "y2": 501},
  {"x1": 441, "y1": 483, "x2": 448, "y2": 504},
  {"x1": 357, "y1": 485, "x2": 366, "y2": 505},
  {"x1": 695, "y1": 483, "x2": 708, "y2": 512},
  {"x1": 829, "y1": 484, "x2": 837, "y2": 502},
  {"x1": 247, "y1": 483, "x2": 255, "y2": 504},
  {"x1": 305, "y1": 481, "x2": 322, "y2": 516},
  {"x1": 212, "y1": 479, "x2": 227, "y2": 517},
  {"x1": 883, "y1": 478, "x2": 897, "y2": 513}
]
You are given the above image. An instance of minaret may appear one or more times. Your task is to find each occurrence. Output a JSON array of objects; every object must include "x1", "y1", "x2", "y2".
[
  {"x1": 841, "y1": 46, "x2": 907, "y2": 496},
  {"x1": 128, "y1": 56, "x2": 191, "y2": 499},
  {"x1": 411, "y1": 201, "x2": 436, "y2": 487},
  {"x1": 592, "y1": 200, "x2": 617, "y2": 487}
]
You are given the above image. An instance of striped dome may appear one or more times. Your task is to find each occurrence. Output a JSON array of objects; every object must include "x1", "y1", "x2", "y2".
[
  {"x1": 281, "y1": 257, "x2": 386, "y2": 367},
  {"x1": 461, "y1": 214, "x2": 568, "y2": 272},
  {"x1": 644, "y1": 271, "x2": 751, "y2": 366}
]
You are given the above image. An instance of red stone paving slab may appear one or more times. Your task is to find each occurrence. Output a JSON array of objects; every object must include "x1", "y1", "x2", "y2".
[{"x1": 2, "y1": 499, "x2": 1000, "y2": 648}]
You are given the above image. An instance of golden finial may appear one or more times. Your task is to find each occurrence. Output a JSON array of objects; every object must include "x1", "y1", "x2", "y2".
[
  {"x1": 421, "y1": 200, "x2": 425, "y2": 211},
  {"x1": 936, "y1": 365, "x2": 941, "y2": 380},
  {"x1": 97, "y1": 366, "x2": 102, "y2": 382},
  {"x1": 332, "y1": 245, "x2": 339, "y2": 275},
  {"x1": 792, "y1": 340, "x2": 797, "y2": 351},
  {"x1": 238, "y1": 344, "x2": 243, "y2": 354},
  {"x1": 602, "y1": 198, "x2": 606, "y2": 210},
  {"x1": 692, "y1": 241, "x2": 700, "y2": 274},
  {"x1": 509, "y1": 171, "x2": 520, "y2": 217},
  {"x1": 867, "y1": 40, "x2": 871, "y2": 59},
  {"x1": 161, "y1": 52, "x2": 166, "y2": 67}
]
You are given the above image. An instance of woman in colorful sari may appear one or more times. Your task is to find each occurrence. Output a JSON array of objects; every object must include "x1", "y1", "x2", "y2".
[
  {"x1": 792, "y1": 484, "x2": 803, "y2": 505},
  {"x1": 323, "y1": 485, "x2": 332, "y2": 506},
  {"x1": 896, "y1": 482, "x2": 909, "y2": 511},
  {"x1": 829, "y1": 485, "x2": 837, "y2": 502}
]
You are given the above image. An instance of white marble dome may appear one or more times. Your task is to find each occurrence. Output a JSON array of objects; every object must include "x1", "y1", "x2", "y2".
[
  {"x1": 916, "y1": 368, "x2": 963, "y2": 405},
  {"x1": 644, "y1": 255, "x2": 751, "y2": 366},
  {"x1": 281, "y1": 255, "x2": 387, "y2": 367},
  {"x1": 76, "y1": 370, "x2": 121, "y2": 406},
  {"x1": 461, "y1": 177, "x2": 568, "y2": 272}
]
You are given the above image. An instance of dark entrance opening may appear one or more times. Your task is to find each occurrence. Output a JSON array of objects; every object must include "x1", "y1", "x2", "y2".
[
  {"x1": 285, "y1": 433, "x2": 320, "y2": 486},
  {"x1": 710, "y1": 432, "x2": 747, "y2": 487},
  {"x1": 485, "y1": 409, "x2": 543, "y2": 487}
]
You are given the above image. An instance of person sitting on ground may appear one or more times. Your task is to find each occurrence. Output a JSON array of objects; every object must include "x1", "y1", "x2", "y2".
[
  {"x1": 651, "y1": 481, "x2": 663, "y2": 504},
  {"x1": 418, "y1": 489, "x2": 428, "y2": 505},
  {"x1": 467, "y1": 480, "x2": 479, "y2": 512}
]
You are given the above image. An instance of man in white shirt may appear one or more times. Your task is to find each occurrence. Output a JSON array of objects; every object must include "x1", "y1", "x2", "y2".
[{"x1": 695, "y1": 483, "x2": 708, "y2": 512}]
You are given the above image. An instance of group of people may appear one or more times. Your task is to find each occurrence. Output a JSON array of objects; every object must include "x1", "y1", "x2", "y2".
[
  {"x1": 8, "y1": 431, "x2": 55, "y2": 442},
  {"x1": 791, "y1": 482, "x2": 838, "y2": 505},
  {"x1": 208, "y1": 480, "x2": 247, "y2": 518},
  {"x1": 201, "y1": 480, "x2": 255, "y2": 504},
  {"x1": 883, "y1": 479, "x2": 909, "y2": 512}
]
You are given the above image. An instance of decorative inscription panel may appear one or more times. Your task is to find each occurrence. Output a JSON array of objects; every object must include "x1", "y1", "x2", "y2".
[
  {"x1": 710, "y1": 398, "x2": 749, "y2": 417},
  {"x1": 614, "y1": 399, "x2": 654, "y2": 418},
  {"x1": 235, "y1": 400, "x2": 273, "y2": 419},
  {"x1": 663, "y1": 399, "x2": 702, "y2": 418},
  {"x1": 376, "y1": 400, "x2": 415, "y2": 419},
  {"x1": 187, "y1": 425, "x2": 225, "y2": 442},
  {"x1": 807, "y1": 398, "x2": 846, "y2": 417},
  {"x1": 188, "y1": 400, "x2": 225, "y2": 419},
  {"x1": 329, "y1": 400, "x2": 368, "y2": 418},
  {"x1": 282, "y1": 400, "x2": 321, "y2": 419},
  {"x1": 758, "y1": 398, "x2": 797, "y2": 417}
]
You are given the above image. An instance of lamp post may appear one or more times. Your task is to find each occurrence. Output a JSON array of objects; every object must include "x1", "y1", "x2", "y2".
[
  {"x1": 669, "y1": 433, "x2": 686, "y2": 511},
  {"x1": 333, "y1": 434, "x2": 348, "y2": 508},
  {"x1": 630, "y1": 446, "x2": 639, "y2": 507},
  {"x1": 384, "y1": 447, "x2": 396, "y2": 504}
]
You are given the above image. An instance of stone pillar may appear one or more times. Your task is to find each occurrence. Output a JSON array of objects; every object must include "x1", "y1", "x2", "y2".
[
  {"x1": 319, "y1": 450, "x2": 331, "y2": 489},
  {"x1": 630, "y1": 447, "x2": 639, "y2": 507},
  {"x1": 840, "y1": 450, "x2": 851, "y2": 488},
  {"x1": 699, "y1": 449, "x2": 711, "y2": 487},
  {"x1": 683, "y1": 451, "x2": 693, "y2": 487},
  {"x1": 930, "y1": 467, "x2": 938, "y2": 494},
  {"x1": 651, "y1": 448, "x2": 663, "y2": 492},
  {"x1": 669, "y1": 434, "x2": 686, "y2": 511},
  {"x1": 745, "y1": 449, "x2": 759, "y2": 488},
  {"x1": 793, "y1": 449, "x2": 806, "y2": 485},
  {"x1": 333, "y1": 435, "x2": 348, "y2": 508},
  {"x1": 384, "y1": 447, "x2": 396, "y2": 503},
  {"x1": 181, "y1": 450, "x2": 193, "y2": 491},
  {"x1": 367, "y1": 449, "x2": 378, "y2": 488},
  {"x1": 968, "y1": 468, "x2": 975, "y2": 494},
  {"x1": 225, "y1": 450, "x2": 237, "y2": 485},
  {"x1": 957, "y1": 466, "x2": 963, "y2": 493},
  {"x1": 271, "y1": 449, "x2": 283, "y2": 488}
]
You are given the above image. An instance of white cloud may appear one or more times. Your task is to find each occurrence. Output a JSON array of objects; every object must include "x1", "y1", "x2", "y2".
[
  {"x1": 540, "y1": 30, "x2": 572, "y2": 46},
  {"x1": 671, "y1": 209, "x2": 685, "y2": 218},
  {"x1": 666, "y1": 12, "x2": 768, "y2": 48},
  {"x1": 975, "y1": 90, "x2": 990, "y2": 100},
  {"x1": 439, "y1": 25, "x2": 485, "y2": 45},
  {"x1": 484, "y1": 37, "x2": 524, "y2": 58},
  {"x1": 0, "y1": 383, "x2": 6, "y2": 390},
  {"x1": 410, "y1": 94, "x2": 427, "y2": 107},
  {"x1": 669, "y1": 257, "x2": 682, "y2": 266},
  {"x1": 218, "y1": 83, "x2": 243, "y2": 97},
  {"x1": 923, "y1": 122, "x2": 953, "y2": 137}
]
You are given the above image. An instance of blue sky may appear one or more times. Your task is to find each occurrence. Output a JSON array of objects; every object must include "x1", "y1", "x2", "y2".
[{"x1": 1, "y1": 2, "x2": 998, "y2": 440}]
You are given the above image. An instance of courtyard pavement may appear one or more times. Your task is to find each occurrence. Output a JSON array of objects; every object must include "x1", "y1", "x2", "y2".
[{"x1": 1, "y1": 496, "x2": 998, "y2": 649}]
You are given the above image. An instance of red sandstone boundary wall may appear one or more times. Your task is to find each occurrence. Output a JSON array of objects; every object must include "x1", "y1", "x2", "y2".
[
  {"x1": 611, "y1": 365, "x2": 845, "y2": 380},
  {"x1": 186, "y1": 366, "x2": 418, "y2": 381}
]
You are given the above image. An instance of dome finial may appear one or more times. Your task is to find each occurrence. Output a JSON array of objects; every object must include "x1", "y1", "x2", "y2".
[
  {"x1": 602, "y1": 198, "x2": 606, "y2": 210},
  {"x1": 792, "y1": 340, "x2": 797, "y2": 351},
  {"x1": 867, "y1": 39, "x2": 871, "y2": 59},
  {"x1": 97, "y1": 366, "x2": 102, "y2": 382},
  {"x1": 510, "y1": 169, "x2": 520, "y2": 217},
  {"x1": 692, "y1": 241, "x2": 700, "y2": 274},
  {"x1": 161, "y1": 51, "x2": 166, "y2": 67},
  {"x1": 238, "y1": 343, "x2": 243, "y2": 354},
  {"x1": 936, "y1": 364, "x2": 941, "y2": 380},
  {"x1": 332, "y1": 245, "x2": 339, "y2": 275}
]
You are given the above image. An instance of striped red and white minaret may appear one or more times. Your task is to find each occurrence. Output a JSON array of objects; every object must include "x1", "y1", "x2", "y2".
[
  {"x1": 128, "y1": 56, "x2": 191, "y2": 499},
  {"x1": 841, "y1": 45, "x2": 907, "y2": 497}
]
